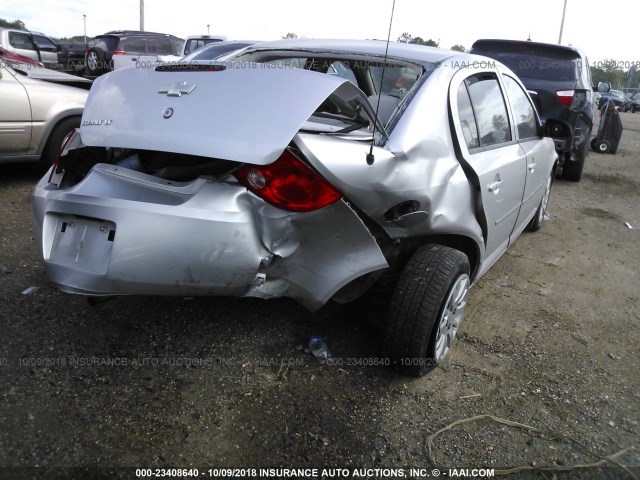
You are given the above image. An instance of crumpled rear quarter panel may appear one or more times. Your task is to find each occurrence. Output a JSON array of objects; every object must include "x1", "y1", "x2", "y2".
[{"x1": 32, "y1": 164, "x2": 388, "y2": 310}]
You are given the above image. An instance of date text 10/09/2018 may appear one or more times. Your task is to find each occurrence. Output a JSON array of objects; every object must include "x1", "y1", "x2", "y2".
[{"x1": 135, "y1": 467, "x2": 496, "y2": 478}]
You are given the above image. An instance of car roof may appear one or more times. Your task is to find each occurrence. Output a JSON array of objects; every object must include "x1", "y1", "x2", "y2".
[
  {"x1": 100, "y1": 30, "x2": 178, "y2": 37},
  {"x1": 471, "y1": 38, "x2": 587, "y2": 57},
  {"x1": 239, "y1": 38, "x2": 459, "y2": 64}
]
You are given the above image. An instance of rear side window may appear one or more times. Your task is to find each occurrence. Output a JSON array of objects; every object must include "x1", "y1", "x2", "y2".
[
  {"x1": 464, "y1": 73, "x2": 512, "y2": 147},
  {"x1": 503, "y1": 75, "x2": 538, "y2": 139},
  {"x1": 119, "y1": 37, "x2": 146, "y2": 53},
  {"x1": 147, "y1": 37, "x2": 173, "y2": 55},
  {"x1": 457, "y1": 84, "x2": 480, "y2": 149},
  {"x1": 8, "y1": 32, "x2": 35, "y2": 50},
  {"x1": 94, "y1": 37, "x2": 118, "y2": 51}
]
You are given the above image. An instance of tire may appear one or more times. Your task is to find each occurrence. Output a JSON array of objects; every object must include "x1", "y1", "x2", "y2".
[
  {"x1": 590, "y1": 137, "x2": 597, "y2": 150},
  {"x1": 529, "y1": 171, "x2": 553, "y2": 232},
  {"x1": 596, "y1": 139, "x2": 610, "y2": 154},
  {"x1": 385, "y1": 244, "x2": 470, "y2": 377},
  {"x1": 85, "y1": 48, "x2": 105, "y2": 75},
  {"x1": 40, "y1": 117, "x2": 81, "y2": 167},
  {"x1": 563, "y1": 132, "x2": 590, "y2": 182}
]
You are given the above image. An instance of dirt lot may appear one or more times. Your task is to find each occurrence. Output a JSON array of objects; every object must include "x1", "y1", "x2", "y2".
[{"x1": 1, "y1": 114, "x2": 639, "y2": 480}]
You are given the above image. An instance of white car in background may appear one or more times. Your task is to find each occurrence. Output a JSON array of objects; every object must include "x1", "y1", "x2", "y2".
[{"x1": 181, "y1": 35, "x2": 227, "y2": 57}]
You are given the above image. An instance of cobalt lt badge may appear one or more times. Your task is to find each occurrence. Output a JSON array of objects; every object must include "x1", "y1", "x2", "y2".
[{"x1": 163, "y1": 107, "x2": 174, "y2": 119}]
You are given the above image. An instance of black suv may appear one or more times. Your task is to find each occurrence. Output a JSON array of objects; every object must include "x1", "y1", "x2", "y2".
[
  {"x1": 470, "y1": 39, "x2": 595, "y2": 181},
  {"x1": 85, "y1": 30, "x2": 183, "y2": 76}
]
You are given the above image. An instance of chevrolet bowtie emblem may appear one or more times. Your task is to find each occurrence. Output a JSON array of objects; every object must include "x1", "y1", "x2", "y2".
[{"x1": 158, "y1": 81, "x2": 197, "y2": 97}]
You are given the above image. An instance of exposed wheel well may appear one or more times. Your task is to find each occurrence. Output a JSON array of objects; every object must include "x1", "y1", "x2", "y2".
[{"x1": 396, "y1": 234, "x2": 480, "y2": 280}]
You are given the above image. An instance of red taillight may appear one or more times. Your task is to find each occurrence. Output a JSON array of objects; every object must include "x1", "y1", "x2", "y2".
[
  {"x1": 111, "y1": 50, "x2": 126, "y2": 55},
  {"x1": 48, "y1": 129, "x2": 77, "y2": 183},
  {"x1": 556, "y1": 90, "x2": 574, "y2": 107},
  {"x1": 234, "y1": 150, "x2": 342, "y2": 212}
]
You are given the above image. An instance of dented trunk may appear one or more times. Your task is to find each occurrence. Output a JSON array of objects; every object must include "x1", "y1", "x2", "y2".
[
  {"x1": 31, "y1": 64, "x2": 393, "y2": 309},
  {"x1": 79, "y1": 64, "x2": 386, "y2": 164}
]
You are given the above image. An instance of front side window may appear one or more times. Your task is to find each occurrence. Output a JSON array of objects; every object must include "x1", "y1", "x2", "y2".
[
  {"x1": 503, "y1": 75, "x2": 538, "y2": 139},
  {"x1": 33, "y1": 35, "x2": 57, "y2": 51},
  {"x1": 465, "y1": 73, "x2": 512, "y2": 147}
]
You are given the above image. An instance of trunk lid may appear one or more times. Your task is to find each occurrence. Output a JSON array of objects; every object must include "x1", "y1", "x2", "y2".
[{"x1": 80, "y1": 64, "x2": 386, "y2": 165}]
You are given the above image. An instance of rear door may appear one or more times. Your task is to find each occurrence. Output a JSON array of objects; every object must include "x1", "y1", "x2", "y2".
[
  {"x1": 449, "y1": 70, "x2": 527, "y2": 273},
  {"x1": 502, "y1": 73, "x2": 550, "y2": 234},
  {"x1": 0, "y1": 65, "x2": 32, "y2": 156}
]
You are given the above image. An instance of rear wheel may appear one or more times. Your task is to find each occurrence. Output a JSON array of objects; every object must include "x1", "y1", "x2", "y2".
[
  {"x1": 40, "y1": 117, "x2": 80, "y2": 167},
  {"x1": 563, "y1": 131, "x2": 590, "y2": 182},
  {"x1": 596, "y1": 139, "x2": 610, "y2": 153},
  {"x1": 529, "y1": 171, "x2": 553, "y2": 232},
  {"x1": 385, "y1": 245, "x2": 470, "y2": 377},
  {"x1": 85, "y1": 48, "x2": 105, "y2": 75}
]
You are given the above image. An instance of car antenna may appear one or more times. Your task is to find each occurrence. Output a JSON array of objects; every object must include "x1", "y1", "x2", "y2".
[{"x1": 367, "y1": 0, "x2": 397, "y2": 166}]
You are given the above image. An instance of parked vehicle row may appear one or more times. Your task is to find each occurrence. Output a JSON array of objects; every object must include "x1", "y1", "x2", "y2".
[
  {"x1": 624, "y1": 93, "x2": 640, "y2": 113},
  {"x1": 598, "y1": 89, "x2": 626, "y2": 110},
  {"x1": 84, "y1": 30, "x2": 184, "y2": 76}
]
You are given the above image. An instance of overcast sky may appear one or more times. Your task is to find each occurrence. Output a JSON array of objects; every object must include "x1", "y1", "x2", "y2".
[{"x1": 3, "y1": 0, "x2": 637, "y2": 63}]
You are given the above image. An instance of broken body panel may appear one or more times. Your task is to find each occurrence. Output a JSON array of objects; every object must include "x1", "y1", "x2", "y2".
[{"x1": 32, "y1": 45, "x2": 542, "y2": 310}]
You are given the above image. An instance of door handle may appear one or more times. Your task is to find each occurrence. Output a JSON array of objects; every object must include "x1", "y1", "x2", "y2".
[
  {"x1": 487, "y1": 177, "x2": 503, "y2": 193},
  {"x1": 528, "y1": 161, "x2": 537, "y2": 173}
]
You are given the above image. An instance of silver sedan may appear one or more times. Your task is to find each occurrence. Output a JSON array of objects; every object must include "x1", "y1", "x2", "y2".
[
  {"x1": 32, "y1": 39, "x2": 557, "y2": 376},
  {"x1": 0, "y1": 60, "x2": 88, "y2": 165}
]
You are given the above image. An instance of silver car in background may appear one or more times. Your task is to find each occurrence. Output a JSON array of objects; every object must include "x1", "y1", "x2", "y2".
[
  {"x1": 0, "y1": 60, "x2": 87, "y2": 165},
  {"x1": 32, "y1": 40, "x2": 557, "y2": 376}
]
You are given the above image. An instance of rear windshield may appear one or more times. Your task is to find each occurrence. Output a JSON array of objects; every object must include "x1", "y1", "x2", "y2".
[
  {"x1": 249, "y1": 55, "x2": 423, "y2": 99},
  {"x1": 119, "y1": 37, "x2": 147, "y2": 53},
  {"x1": 183, "y1": 38, "x2": 222, "y2": 56},
  {"x1": 472, "y1": 43, "x2": 580, "y2": 82},
  {"x1": 94, "y1": 36, "x2": 118, "y2": 51},
  {"x1": 186, "y1": 42, "x2": 255, "y2": 61},
  {"x1": 147, "y1": 37, "x2": 174, "y2": 55}
]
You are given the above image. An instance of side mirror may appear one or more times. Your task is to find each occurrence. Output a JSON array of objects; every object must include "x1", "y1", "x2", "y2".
[{"x1": 597, "y1": 82, "x2": 611, "y2": 93}]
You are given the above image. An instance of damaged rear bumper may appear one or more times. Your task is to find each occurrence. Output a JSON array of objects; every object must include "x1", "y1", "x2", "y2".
[{"x1": 32, "y1": 164, "x2": 388, "y2": 310}]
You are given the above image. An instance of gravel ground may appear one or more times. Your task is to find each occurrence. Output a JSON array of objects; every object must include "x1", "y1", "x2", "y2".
[{"x1": 1, "y1": 114, "x2": 639, "y2": 480}]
